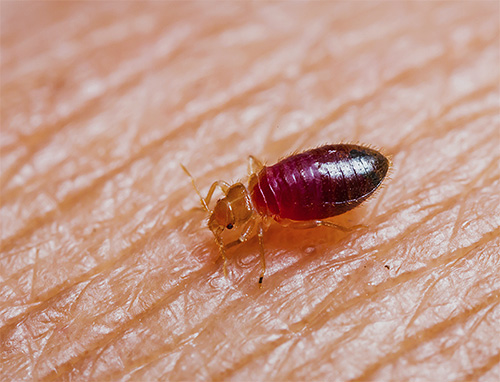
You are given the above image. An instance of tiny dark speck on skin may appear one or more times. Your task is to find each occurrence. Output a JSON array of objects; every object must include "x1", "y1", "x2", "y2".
[{"x1": 384, "y1": 264, "x2": 390, "y2": 269}]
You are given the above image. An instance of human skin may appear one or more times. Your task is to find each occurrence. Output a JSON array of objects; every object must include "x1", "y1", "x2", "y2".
[{"x1": 1, "y1": 2, "x2": 499, "y2": 381}]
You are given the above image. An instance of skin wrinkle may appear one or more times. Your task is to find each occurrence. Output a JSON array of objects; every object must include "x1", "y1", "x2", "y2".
[
  {"x1": 1, "y1": 5, "x2": 260, "y2": 89},
  {"x1": 460, "y1": 352, "x2": 500, "y2": 382},
  {"x1": 403, "y1": 254, "x2": 463, "y2": 335},
  {"x1": 303, "y1": 245, "x2": 497, "y2": 380},
  {"x1": 277, "y1": 225, "x2": 499, "y2": 355},
  {"x1": 256, "y1": 18, "x2": 421, "y2": 152},
  {"x1": 2, "y1": 33, "x2": 190, "y2": 186},
  {"x1": 354, "y1": 292, "x2": 500, "y2": 382},
  {"x1": 370, "y1": 194, "x2": 497, "y2": 275},
  {"x1": 219, "y1": 236, "x2": 499, "y2": 381},
  {"x1": 2, "y1": 2, "x2": 499, "y2": 381},
  {"x1": 448, "y1": 174, "x2": 481, "y2": 248},
  {"x1": 39, "y1": 275, "x2": 207, "y2": 381},
  {"x1": 1, "y1": 227, "x2": 191, "y2": 331},
  {"x1": 295, "y1": 37, "x2": 494, "y2": 166},
  {"x1": 4, "y1": 283, "x2": 91, "y2": 375},
  {"x1": 281, "y1": 328, "x2": 362, "y2": 380},
  {"x1": 452, "y1": 302, "x2": 499, "y2": 357},
  {"x1": 90, "y1": 298, "x2": 251, "y2": 381},
  {"x1": 1, "y1": 12, "x2": 302, "y2": 193},
  {"x1": 87, "y1": 255, "x2": 340, "y2": 380},
  {"x1": 382, "y1": 131, "x2": 497, "y2": 217},
  {"x1": 1, "y1": 58, "x2": 287, "y2": 208},
  {"x1": 1, "y1": 4, "x2": 141, "y2": 71},
  {"x1": 318, "y1": 228, "x2": 496, "y2": 338},
  {"x1": 2, "y1": 12, "x2": 170, "y2": 89},
  {"x1": 299, "y1": 33, "x2": 494, "y2": 159},
  {"x1": 391, "y1": 86, "x2": 498, "y2": 161},
  {"x1": 2, "y1": 211, "x2": 154, "y2": 317},
  {"x1": 57, "y1": 243, "x2": 264, "y2": 378}
]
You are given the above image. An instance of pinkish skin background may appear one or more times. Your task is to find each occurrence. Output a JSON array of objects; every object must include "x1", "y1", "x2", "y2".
[{"x1": 1, "y1": 2, "x2": 499, "y2": 381}]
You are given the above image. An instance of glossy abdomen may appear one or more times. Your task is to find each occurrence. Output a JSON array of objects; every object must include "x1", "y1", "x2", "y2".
[{"x1": 250, "y1": 144, "x2": 389, "y2": 221}]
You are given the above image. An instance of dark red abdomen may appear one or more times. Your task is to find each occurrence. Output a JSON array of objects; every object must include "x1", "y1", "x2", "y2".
[{"x1": 250, "y1": 144, "x2": 389, "y2": 221}]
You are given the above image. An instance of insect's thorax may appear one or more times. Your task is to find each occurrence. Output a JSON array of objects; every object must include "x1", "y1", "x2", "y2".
[{"x1": 225, "y1": 183, "x2": 254, "y2": 224}]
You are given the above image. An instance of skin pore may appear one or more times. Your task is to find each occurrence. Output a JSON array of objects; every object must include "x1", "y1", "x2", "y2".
[{"x1": 1, "y1": 2, "x2": 499, "y2": 381}]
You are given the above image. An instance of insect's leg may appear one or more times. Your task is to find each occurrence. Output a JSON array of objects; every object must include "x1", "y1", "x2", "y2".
[
  {"x1": 257, "y1": 223, "x2": 266, "y2": 287},
  {"x1": 281, "y1": 220, "x2": 366, "y2": 232},
  {"x1": 318, "y1": 221, "x2": 368, "y2": 231},
  {"x1": 204, "y1": 181, "x2": 230, "y2": 207},
  {"x1": 222, "y1": 218, "x2": 266, "y2": 287},
  {"x1": 224, "y1": 218, "x2": 256, "y2": 249},
  {"x1": 248, "y1": 155, "x2": 264, "y2": 176},
  {"x1": 213, "y1": 232, "x2": 229, "y2": 278},
  {"x1": 216, "y1": 218, "x2": 258, "y2": 279}
]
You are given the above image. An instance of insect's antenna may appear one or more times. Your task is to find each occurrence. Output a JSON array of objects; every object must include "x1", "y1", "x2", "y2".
[{"x1": 180, "y1": 164, "x2": 210, "y2": 212}]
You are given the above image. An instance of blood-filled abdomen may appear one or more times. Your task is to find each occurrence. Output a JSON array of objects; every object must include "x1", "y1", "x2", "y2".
[{"x1": 250, "y1": 144, "x2": 389, "y2": 221}]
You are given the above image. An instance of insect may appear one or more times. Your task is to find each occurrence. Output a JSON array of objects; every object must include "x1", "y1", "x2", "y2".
[{"x1": 182, "y1": 144, "x2": 390, "y2": 286}]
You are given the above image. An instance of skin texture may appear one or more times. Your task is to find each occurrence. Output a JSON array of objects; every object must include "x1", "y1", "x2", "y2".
[{"x1": 1, "y1": 2, "x2": 499, "y2": 381}]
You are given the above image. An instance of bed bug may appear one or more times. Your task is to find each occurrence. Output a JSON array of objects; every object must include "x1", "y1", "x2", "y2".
[{"x1": 182, "y1": 144, "x2": 390, "y2": 286}]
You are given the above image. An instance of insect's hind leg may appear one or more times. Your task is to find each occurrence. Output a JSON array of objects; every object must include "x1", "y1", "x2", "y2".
[
  {"x1": 317, "y1": 220, "x2": 367, "y2": 231},
  {"x1": 281, "y1": 220, "x2": 367, "y2": 232}
]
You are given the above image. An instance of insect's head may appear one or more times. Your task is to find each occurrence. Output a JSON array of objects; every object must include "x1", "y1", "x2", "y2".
[
  {"x1": 208, "y1": 199, "x2": 233, "y2": 234},
  {"x1": 208, "y1": 183, "x2": 253, "y2": 235},
  {"x1": 180, "y1": 165, "x2": 254, "y2": 267}
]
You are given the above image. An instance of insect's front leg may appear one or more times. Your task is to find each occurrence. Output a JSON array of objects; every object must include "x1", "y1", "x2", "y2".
[
  {"x1": 204, "y1": 181, "x2": 230, "y2": 207},
  {"x1": 224, "y1": 217, "x2": 257, "y2": 249},
  {"x1": 224, "y1": 218, "x2": 267, "y2": 287}
]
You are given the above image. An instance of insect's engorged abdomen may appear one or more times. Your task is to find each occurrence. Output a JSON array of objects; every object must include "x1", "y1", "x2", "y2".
[{"x1": 250, "y1": 144, "x2": 389, "y2": 221}]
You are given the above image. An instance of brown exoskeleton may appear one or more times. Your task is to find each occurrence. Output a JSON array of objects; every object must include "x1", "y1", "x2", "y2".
[{"x1": 181, "y1": 157, "x2": 268, "y2": 286}]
